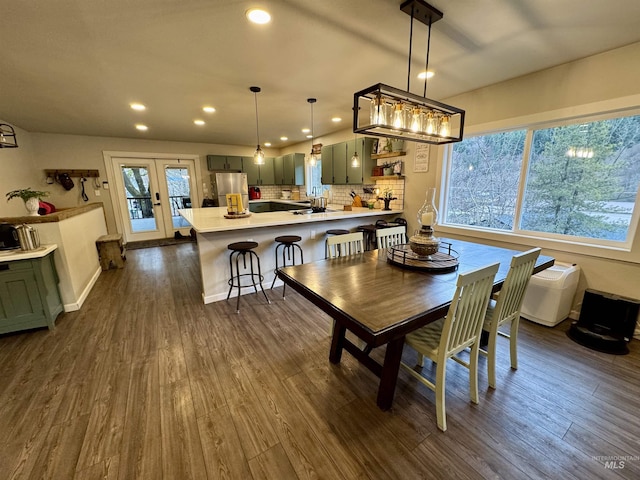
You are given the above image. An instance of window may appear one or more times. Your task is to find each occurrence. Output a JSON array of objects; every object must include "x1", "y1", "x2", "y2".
[
  {"x1": 443, "y1": 112, "x2": 640, "y2": 246},
  {"x1": 306, "y1": 159, "x2": 325, "y2": 197}
]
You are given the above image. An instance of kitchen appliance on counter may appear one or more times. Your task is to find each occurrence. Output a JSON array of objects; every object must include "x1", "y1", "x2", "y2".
[
  {"x1": 249, "y1": 186, "x2": 261, "y2": 200},
  {"x1": 281, "y1": 189, "x2": 291, "y2": 199},
  {"x1": 211, "y1": 172, "x2": 249, "y2": 209},
  {"x1": 0, "y1": 223, "x2": 20, "y2": 250}
]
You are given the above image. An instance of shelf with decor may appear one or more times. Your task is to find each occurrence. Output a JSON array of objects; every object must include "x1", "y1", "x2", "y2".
[
  {"x1": 370, "y1": 175, "x2": 405, "y2": 180},
  {"x1": 371, "y1": 151, "x2": 407, "y2": 160}
]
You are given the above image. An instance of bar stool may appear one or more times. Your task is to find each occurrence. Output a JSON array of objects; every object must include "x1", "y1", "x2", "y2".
[
  {"x1": 271, "y1": 235, "x2": 304, "y2": 298},
  {"x1": 356, "y1": 224, "x2": 377, "y2": 251},
  {"x1": 227, "y1": 241, "x2": 270, "y2": 313},
  {"x1": 325, "y1": 229, "x2": 350, "y2": 258}
]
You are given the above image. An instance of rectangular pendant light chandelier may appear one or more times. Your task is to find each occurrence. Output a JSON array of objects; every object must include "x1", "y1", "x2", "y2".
[
  {"x1": 353, "y1": 0, "x2": 465, "y2": 145},
  {"x1": 0, "y1": 124, "x2": 18, "y2": 148}
]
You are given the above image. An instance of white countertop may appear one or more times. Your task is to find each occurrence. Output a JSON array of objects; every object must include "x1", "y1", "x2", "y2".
[
  {"x1": 0, "y1": 244, "x2": 57, "y2": 262},
  {"x1": 179, "y1": 205, "x2": 403, "y2": 233}
]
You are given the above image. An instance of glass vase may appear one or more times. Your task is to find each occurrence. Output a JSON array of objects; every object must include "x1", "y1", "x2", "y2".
[{"x1": 416, "y1": 188, "x2": 438, "y2": 228}]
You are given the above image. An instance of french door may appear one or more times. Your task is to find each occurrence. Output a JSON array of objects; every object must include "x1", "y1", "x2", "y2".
[{"x1": 110, "y1": 157, "x2": 196, "y2": 242}]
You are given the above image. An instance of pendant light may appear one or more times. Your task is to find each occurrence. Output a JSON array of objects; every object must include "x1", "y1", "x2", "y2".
[
  {"x1": 0, "y1": 124, "x2": 18, "y2": 148},
  {"x1": 351, "y1": 133, "x2": 360, "y2": 167},
  {"x1": 307, "y1": 98, "x2": 318, "y2": 166},
  {"x1": 353, "y1": 0, "x2": 465, "y2": 145},
  {"x1": 250, "y1": 86, "x2": 265, "y2": 165}
]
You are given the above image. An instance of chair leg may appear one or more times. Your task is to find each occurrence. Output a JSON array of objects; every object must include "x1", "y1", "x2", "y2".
[
  {"x1": 486, "y1": 328, "x2": 498, "y2": 389},
  {"x1": 469, "y1": 343, "x2": 480, "y2": 404},
  {"x1": 510, "y1": 318, "x2": 519, "y2": 370},
  {"x1": 435, "y1": 359, "x2": 447, "y2": 432}
]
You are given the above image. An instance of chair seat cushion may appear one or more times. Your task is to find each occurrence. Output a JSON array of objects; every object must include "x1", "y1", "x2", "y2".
[
  {"x1": 482, "y1": 298, "x2": 497, "y2": 330},
  {"x1": 405, "y1": 318, "x2": 445, "y2": 359}
]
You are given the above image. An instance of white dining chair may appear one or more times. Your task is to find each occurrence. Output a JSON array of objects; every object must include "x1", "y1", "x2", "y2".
[
  {"x1": 325, "y1": 231, "x2": 365, "y2": 341},
  {"x1": 480, "y1": 247, "x2": 541, "y2": 388},
  {"x1": 326, "y1": 231, "x2": 364, "y2": 258},
  {"x1": 401, "y1": 262, "x2": 500, "y2": 432},
  {"x1": 375, "y1": 225, "x2": 406, "y2": 249}
]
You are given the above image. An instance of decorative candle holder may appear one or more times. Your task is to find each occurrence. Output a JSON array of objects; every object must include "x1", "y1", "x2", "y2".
[{"x1": 409, "y1": 187, "x2": 440, "y2": 257}]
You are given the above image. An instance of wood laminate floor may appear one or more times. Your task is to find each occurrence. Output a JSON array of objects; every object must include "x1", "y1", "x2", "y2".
[{"x1": 1, "y1": 243, "x2": 639, "y2": 479}]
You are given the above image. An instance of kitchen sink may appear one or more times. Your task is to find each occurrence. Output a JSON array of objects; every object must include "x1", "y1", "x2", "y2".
[{"x1": 292, "y1": 208, "x2": 337, "y2": 215}]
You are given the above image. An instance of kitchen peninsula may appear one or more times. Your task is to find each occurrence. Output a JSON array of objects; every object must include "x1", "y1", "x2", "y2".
[{"x1": 179, "y1": 204, "x2": 403, "y2": 304}]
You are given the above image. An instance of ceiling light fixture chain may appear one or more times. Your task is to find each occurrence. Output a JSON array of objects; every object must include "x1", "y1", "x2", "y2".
[
  {"x1": 307, "y1": 98, "x2": 318, "y2": 166},
  {"x1": 250, "y1": 86, "x2": 265, "y2": 165},
  {"x1": 352, "y1": 0, "x2": 465, "y2": 145}
]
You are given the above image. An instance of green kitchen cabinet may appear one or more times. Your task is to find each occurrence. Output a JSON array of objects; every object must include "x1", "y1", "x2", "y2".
[
  {"x1": 243, "y1": 156, "x2": 275, "y2": 185},
  {"x1": 0, "y1": 251, "x2": 63, "y2": 334},
  {"x1": 273, "y1": 156, "x2": 284, "y2": 185},
  {"x1": 320, "y1": 145, "x2": 333, "y2": 185},
  {"x1": 283, "y1": 153, "x2": 305, "y2": 185},
  {"x1": 206, "y1": 155, "x2": 243, "y2": 171}
]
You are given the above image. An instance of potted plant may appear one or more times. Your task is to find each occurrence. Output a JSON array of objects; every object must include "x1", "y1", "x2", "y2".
[{"x1": 6, "y1": 188, "x2": 50, "y2": 216}]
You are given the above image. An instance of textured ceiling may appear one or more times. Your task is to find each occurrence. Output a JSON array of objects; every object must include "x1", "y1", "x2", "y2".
[{"x1": 2, "y1": 0, "x2": 640, "y2": 149}]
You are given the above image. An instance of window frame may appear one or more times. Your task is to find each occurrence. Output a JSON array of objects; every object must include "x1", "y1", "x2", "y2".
[{"x1": 436, "y1": 97, "x2": 640, "y2": 263}]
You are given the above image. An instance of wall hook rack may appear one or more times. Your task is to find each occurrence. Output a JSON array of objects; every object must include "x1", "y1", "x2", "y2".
[{"x1": 45, "y1": 169, "x2": 100, "y2": 182}]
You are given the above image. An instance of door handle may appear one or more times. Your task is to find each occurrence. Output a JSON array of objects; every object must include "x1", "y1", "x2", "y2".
[{"x1": 154, "y1": 202, "x2": 161, "y2": 206}]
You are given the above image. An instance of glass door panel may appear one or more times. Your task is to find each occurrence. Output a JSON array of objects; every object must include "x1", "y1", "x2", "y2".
[{"x1": 121, "y1": 165, "x2": 159, "y2": 233}]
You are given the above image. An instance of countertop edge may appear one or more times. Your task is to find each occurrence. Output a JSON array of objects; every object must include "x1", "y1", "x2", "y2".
[
  {"x1": 0, "y1": 203, "x2": 104, "y2": 224},
  {"x1": 180, "y1": 206, "x2": 404, "y2": 233},
  {"x1": 0, "y1": 244, "x2": 58, "y2": 262}
]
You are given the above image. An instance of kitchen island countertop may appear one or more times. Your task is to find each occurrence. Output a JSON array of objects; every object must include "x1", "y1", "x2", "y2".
[{"x1": 179, "y1": 205, "x2": 403, "y2": 234}]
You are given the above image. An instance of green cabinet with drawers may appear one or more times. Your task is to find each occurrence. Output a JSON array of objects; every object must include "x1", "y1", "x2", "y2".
[{"x1": 0, "y1": 251, "x2": 63, "y2": 334}]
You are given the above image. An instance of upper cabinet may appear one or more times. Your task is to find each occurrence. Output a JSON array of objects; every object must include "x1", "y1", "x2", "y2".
[
  {"x1": 244, "y1": 156, "x2": 275, "y2": 186},
  {"x1": 274, "y1": 153, "x2": 305, "y2": 185},
  {"x1": 206, "y1": 155, "x2": 243, "y2": 171},
  {"x1": 321, "y1": 138, "x2": 376, "y2": 185}
]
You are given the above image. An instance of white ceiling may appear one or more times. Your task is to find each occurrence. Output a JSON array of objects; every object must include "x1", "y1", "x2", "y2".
[{"x1": 2, "y1": 0, "x2": 640, "y2": 149}]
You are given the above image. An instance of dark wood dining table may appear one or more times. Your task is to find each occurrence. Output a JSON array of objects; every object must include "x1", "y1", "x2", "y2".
[{"x1": 277, "y1": 237, "x2": 555, "y2": 410}]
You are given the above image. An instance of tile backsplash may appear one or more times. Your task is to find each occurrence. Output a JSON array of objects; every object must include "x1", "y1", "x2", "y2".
[{"x1": 257, "y1": 179, "x2": 405, "y2": 211}]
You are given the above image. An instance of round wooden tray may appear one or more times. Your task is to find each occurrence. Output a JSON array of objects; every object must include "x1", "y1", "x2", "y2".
[
  {"x1": 386, "y1": 243, "x2": 459, "y2": 272},
  {"x1": 223, "y1": 212, "x2": 252, "y2": 219}
]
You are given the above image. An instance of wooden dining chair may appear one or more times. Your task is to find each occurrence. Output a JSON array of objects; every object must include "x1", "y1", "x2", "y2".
[
  {"x1": 326, "y1": 231, "x2": 364, "y2": 258},
  {"x1": 375, "y1": 225, "x2": 406, "y2": 249},
  {"x1": 480, "y1": 247, "x2": 541, "y2": 388},
  {"x1": 401, "y1": 262, "x2": 500, "y2": 432}
]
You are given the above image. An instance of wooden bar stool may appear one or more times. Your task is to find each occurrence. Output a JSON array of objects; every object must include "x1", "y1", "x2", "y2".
[
  {"x1": 271, "y1": 235, "x2": 304, "y2": 298},
  {"x1": 325, "y1": 229, "x2": 350, "y2": 258},
  {"x1": 227, "y1": 241, "x2": 270, "y2": 313}
]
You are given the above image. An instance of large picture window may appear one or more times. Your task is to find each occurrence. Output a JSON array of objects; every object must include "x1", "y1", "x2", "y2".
[{"x1": 443, "y1": 112, "x2": 640, "y2": 246}]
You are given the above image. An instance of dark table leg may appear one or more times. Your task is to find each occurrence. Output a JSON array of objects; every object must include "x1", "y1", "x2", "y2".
[
  {"x1": 329, "y1": 321, "x2": 347, "y2": 364},
  {"x1": 376, "y1": 336, "x2": 405, "y2": 410}
]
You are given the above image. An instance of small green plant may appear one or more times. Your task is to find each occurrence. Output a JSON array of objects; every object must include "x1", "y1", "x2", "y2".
[{"x1": 6, "y1": 188, "x2": 50, "y2": 202}]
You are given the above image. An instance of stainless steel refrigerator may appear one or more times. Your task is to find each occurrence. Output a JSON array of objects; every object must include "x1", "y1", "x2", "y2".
[{"x1": 211, "y1": 172, "x2": 249, "y2": 210}]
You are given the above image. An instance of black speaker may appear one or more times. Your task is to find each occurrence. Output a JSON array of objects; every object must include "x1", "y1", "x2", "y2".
[{"x1": 568, "y1": 289, "x2": 640, "y2": 354}]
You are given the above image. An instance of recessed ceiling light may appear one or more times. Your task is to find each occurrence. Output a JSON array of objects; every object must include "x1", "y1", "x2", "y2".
[
  {"x1": 280, "y1": 136, "x2": 288, "y2": 141},
  {"x1": 301, "y1": 128, "x2": 310, "y2": 134},
  {"x1": 264, "y1": 142, "x2": 271, "y2": 147},
  {"x1": 246, "y1": 8, "x2": 271, "y2": 24},
  {"x1": 130, "y1": 103, "x2": 146, "y2": 111},
  {"x1": 417, "y1": 71, "x2": 435, "y2": 80},
  {"x1": 306, "y1": 134, "x2": 313, "y2": 139},
  {"x1": 332, "y1": 117, "x2": 342, "y2": 122},
  {"x1": 194, "y1": 119, "x2": 205, "y2": 126},
  {"x1": 202, "y1": 106, "x2": 216, "y2": 113},
  {"x1": 135, "y1": 124, "x2": 148, "y2": 131}
]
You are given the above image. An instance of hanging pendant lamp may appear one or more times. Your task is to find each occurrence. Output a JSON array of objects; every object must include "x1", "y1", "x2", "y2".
[
  {"x1": 351, "y1": 133, "x2": 360, "y2": 167},
  {"x1": 250, "y1": 86, "x2": 265, "y2": 165},
  {"x1": 0, "y1": 124, "x2": 18, "y2": 148},
  {"x1": 353, "y1": 0, "x2": 465, "y2": 145},
  {"x1": 307, "y1": 98, "x2": 318, "y2": 166}
]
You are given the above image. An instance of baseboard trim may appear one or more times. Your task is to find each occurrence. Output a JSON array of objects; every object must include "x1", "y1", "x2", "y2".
[{"x1": 62, "y1": 266, "x2": 102, "y2": 312}]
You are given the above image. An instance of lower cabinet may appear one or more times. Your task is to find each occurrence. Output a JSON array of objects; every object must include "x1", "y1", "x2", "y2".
[{"x1": 0, "y1": 252, "x2": 63, "y2": 334}]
